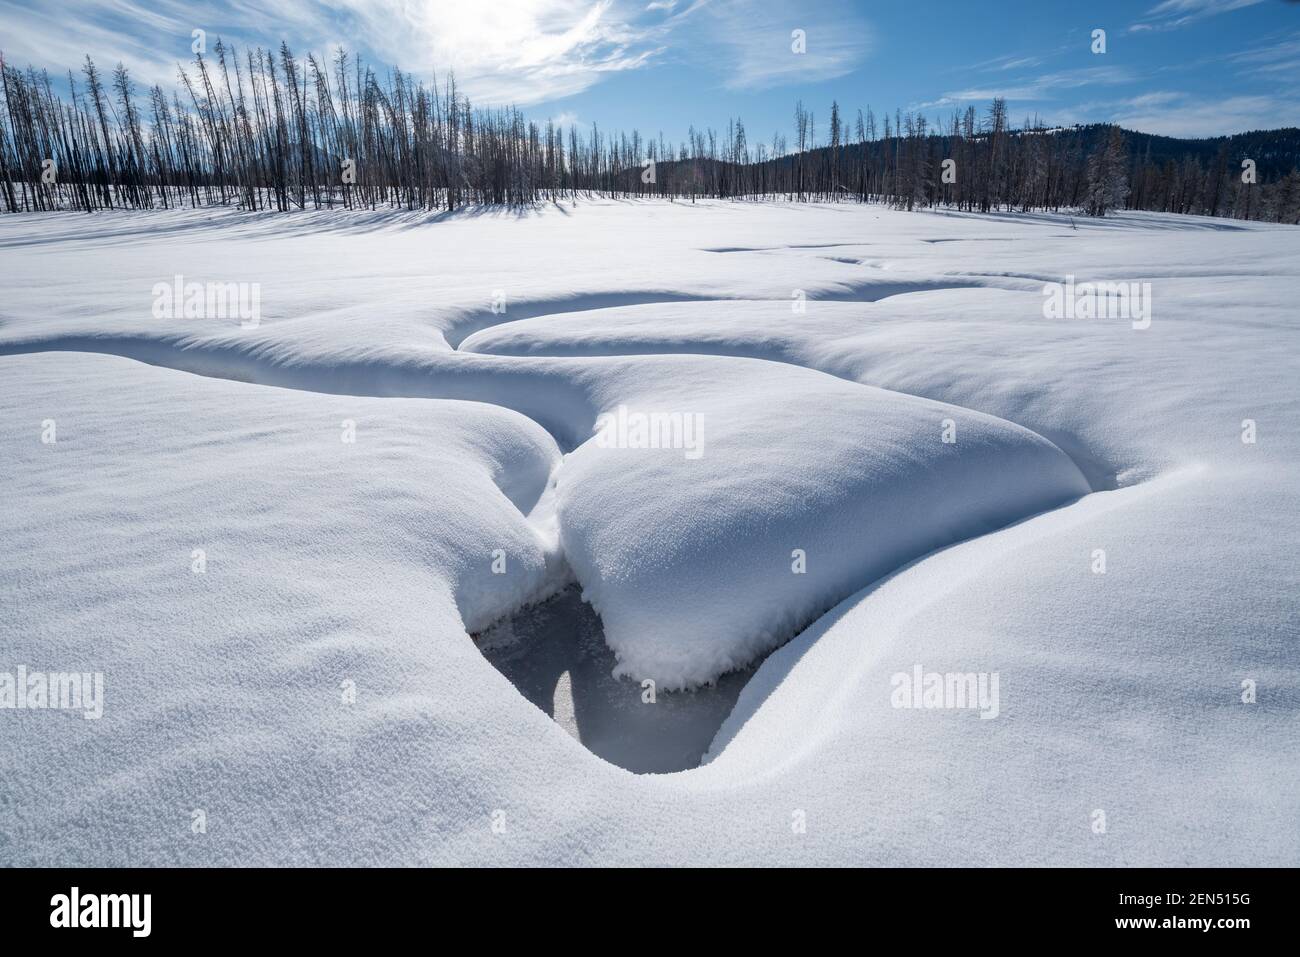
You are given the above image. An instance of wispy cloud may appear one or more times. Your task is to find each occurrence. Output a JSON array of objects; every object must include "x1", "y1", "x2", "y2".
[
  {"x1": 923, "y1": 65, "x2": 1138, "y2": 108},
  {"x1": 1128, "y1": 0, "x2": 1266, "y2": 34},
  {"x1": 0, "y1": 0, "x2": 688, "y2": 105},
  {"x1": 994, "y1": 55, "x2": 1047, "y2": 71},
  {"x1": 0, "y1": 1, "x2": 211, "y2": 90},
  {"x1": 691, "y1": 0, "x2": 873, "y2": 91},
  {"x1": 1058, "y1": 90, "x2": 1299, "y2": 136},
  {"x1": 1225, "y1": 31, "x2": 1300, "y2": 76},
  {"x1": 966, "y1": 52, "x2": 1048, "y2": 73},
  {"x1": 1111, "y1": 93, "x2": 1298, "y2": 136},
  {"x1": 402, "y1": 0, "x2": 669, "y2": 104}
]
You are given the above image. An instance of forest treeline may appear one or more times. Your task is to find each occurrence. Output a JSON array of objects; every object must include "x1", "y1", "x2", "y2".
[{"x1": 2, "y1": 43, "x2": 1299, "y2": 222}]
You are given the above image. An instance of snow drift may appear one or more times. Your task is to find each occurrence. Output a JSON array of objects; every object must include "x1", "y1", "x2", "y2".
[
  {"x1": 2, "y1": 201, "x2": 1297, "y2": 866},
  {"x1": 556, "y1": 357, "x2": 1089, "y2": 689}
]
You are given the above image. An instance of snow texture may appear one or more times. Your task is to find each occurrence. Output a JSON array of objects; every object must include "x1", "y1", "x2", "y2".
[{"x1": 1, "y1": 201, "x2": 1297, "y2": 865}]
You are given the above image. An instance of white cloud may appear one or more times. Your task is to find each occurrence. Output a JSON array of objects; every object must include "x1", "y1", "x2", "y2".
[
  {"x1": 1226, "y1": 32, "x2": 1300, "y2": 77},
  {"x1": 966, "y1": 52, "x2": 1049, "y2": 73},
  {"x1": 0, "y1": 1, "x2": 201, "y2": 90},
  {"x1": 693, "y1": 0, "x2": 873, "y2": 91},
  {"x1": 1058, "y1": 91, "x2": 1299, "y2": 137},
  {"x1": 1110, "y1": 94, "x2": 1298, "y2": 136},
  {"x1": 1128, "y1": 0, "x2": 1265, "y2": 33},
  {"x1": 397, "y1": 0, "x2": 665, "y2": 104},
  {"x1": 1122, "y1": 91, "x2": 1185, "y2": 109},
  {"x1": 0, "y1": 0, "x2": 681, "y2": 105},
  {"x1": 925, "y1": 65, "x2": 1138, "y2": 108},
  {"x1": 0, "y1": 0, "x2": 879, "y2": 104}
]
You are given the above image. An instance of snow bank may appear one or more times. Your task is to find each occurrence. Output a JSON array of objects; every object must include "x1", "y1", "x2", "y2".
[
  {"x1": 557, "y1": 357, "x2": 1089, "y2": 689},
  {"x1": 0, "y1": 352, "x2": 565, "y2": 638}
]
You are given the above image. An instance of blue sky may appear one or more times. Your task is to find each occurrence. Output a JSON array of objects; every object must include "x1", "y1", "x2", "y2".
[{"x1": 1, "y1": 0, "x2": 1297, "y2": 141}]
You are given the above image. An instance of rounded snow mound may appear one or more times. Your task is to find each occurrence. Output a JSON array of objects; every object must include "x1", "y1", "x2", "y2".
[{"x1": 556, "y1": 359, "x2": 1090, "y2": 691}]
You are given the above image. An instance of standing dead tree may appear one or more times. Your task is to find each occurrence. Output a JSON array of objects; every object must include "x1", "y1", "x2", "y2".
[{"x1": 1, "y1": 44, "x2": 1297, "y2": 222}]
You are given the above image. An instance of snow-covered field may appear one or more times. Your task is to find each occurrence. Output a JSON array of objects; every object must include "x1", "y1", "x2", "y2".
[{"x1": 1, "y1": 201, "x2": 1296, "y2": 865}]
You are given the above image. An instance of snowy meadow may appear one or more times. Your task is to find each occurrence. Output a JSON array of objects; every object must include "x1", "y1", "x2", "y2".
[{"x1": 1, "y1": 199, "x2": 1297, "y2": 866}]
